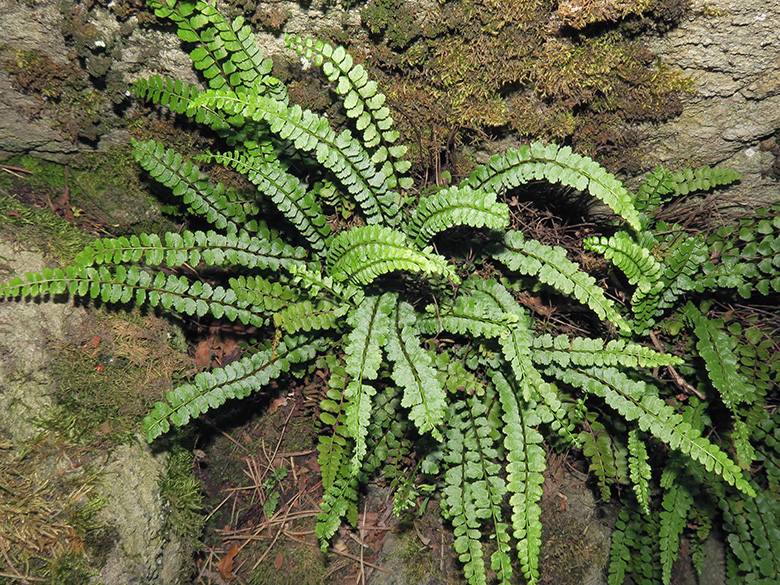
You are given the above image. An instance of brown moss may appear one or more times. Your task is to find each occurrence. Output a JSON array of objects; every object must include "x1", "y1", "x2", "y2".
[{"x1": 307, "y1": 0, "x2": 691, "y2": 175}]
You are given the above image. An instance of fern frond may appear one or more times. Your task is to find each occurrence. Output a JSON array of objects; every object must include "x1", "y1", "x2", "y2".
[
  {"x1": 385, "y1": 299, "x2": 446, "y2": 440},
  {"x1": 132, "y1": 139, "x2": 249, "y2": 233},
  {"x1": 580, "y1": 416, "x2": 628, "y2": 501},
  {"x1": 229, "y1": 274, "x2": 298, "y2": 312},
  {"x1": 634, "y1": 166, "x2": 676, "y2": 214},
  {"x1": 316, "y1": 471, "x2": 359, "y2": 547},
  {"x1": 317, "y1": 363, "x2": 351, "y2": 489},
  {"x1": 273, "y1": 299, "x2": 348, "y2": 333},
  {"x1": 209, "y1": 148, "x2": 331, "y2": 251},
  {"x1": 147, "y1": 0, "x2": 281, "y2": 98},
  {"x1": 493, "y1": 372, "x2": 545, "y2": 585},
  {"x1": 342, "y1": 293, "x2": 394, "y2": 471},
  {"x1": 142, "y1": 335, "x2": 322, "y2": 440},
  {"x1": 464, "y1": 141, "x2": 641, "y2": 231},
  {"x1": 720, "y1": 485, "x2": 780, "y2": 583},
  {"x1": 285, "y1": 263, "x2": 362, "y2": 307},
  {"x1": 132, "y1": 76, "x2": 231, "y2": 129},
  {"x1": 326, "y1": 225, "x2": 457, "y2": 286},
  {"x1": 608, "y1": 507, "x2": 632, "y2": 585},
  {"x1": 549, "y1": 365, "x2": 755, "y2": 497},
  {"x1": 493, "y1": 230, "x2": 630, "y2": 332},
  {"x1": 194, "y1": 90, "x2": 399, "y2": 224},
  {"x1": 73, "y1": 229, "x2": 306, "y2": 272},
  {"x1": 658, "y1": 464, "x2": 694, "y2": 585},
  {"x1": 405, "y1": 185, "x2": 510, "y2": 247},
  {"x1": 0, "y1": 265, "x2": 268, "y2": 326},
  {"x1": 531, "y1": 334, "x2": 682, "y2": 369},
  {"x1": 285, "y1": 34, "x2": 412, "y2": 191},
  {"x1": 584, "y1": 230, "x2": 663, "y2": 288},
  {"x1": 670, "y1": 166, "x2": 741, "y2": 196},
  {"x1": 686, "y1": 304, "x2": 758, "y2": 409},
  {"x1": 441, "y1": 393, "x2": 510, "y2": 585},
  {"x1": 627, "y1": 429, "x2": 652, "y2": 514}
]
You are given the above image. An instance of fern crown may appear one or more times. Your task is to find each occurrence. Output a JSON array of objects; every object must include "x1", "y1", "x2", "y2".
[{"x1": 2, "y1": 3, "x2": 774, "y2": 585}]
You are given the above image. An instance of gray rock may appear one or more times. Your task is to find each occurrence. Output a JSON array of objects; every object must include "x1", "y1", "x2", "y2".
[
  {"x1": 639, "y1": 0, "x2": 780, "y2": 209},
  {"x1": 0, "y1": 237, "x2": 189, "y2": 584}
]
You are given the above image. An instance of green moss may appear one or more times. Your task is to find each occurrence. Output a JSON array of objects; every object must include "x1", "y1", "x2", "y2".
[
  {"x1": 312, "y1": 0, "x2": 691, "y2": 170},
  {"x1": 0, "y1": 432, "x2": 114, "y2": 585},
  {"x1": 0, "y1": 189, "x2": 93, "y2": 265},
  {"x1": 160, "y1": 444, "x2": 205, "y2": 564},
  {"x1": 45, "y1": 309, "x2": 193, "y2": 445},
  {"x1": 3, "y1": 149, "x2": 176, "y2": 244}
]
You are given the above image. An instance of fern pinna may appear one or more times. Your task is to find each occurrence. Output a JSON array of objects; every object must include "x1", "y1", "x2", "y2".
[{"x1": 0, "y1": 2, "x2": 768, "y2": 584}]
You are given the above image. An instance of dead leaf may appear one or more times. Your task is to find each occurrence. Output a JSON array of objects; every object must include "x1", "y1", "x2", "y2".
[
  {"x1": 194, "y1": 340, "x2": 212, "y2": 369},
  {"x1": 97, "y1": 420, "x2": 111, "y2": 435},
  {"x1": 267, "y1": 394, "x2": 288, "y2": 415},
  {"x1": 217, "y1": 543, "x2": 238, "y2": 580},
  {"x1": 274, "y1": 550, "x2": 284, "y2": 569}
]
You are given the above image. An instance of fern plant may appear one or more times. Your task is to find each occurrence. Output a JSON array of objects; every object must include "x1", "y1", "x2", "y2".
[
  {"x1": 0, "y1": 2, "x2": 770, "y2": 584},
  {"x1": 586, "y1": 168, "x2": 780, "y2": 585}
]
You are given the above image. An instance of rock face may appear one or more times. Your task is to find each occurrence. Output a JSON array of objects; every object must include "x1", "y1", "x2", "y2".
[
  {"x1": 0, "y1": 238, "x2": 188, "y2": 584},
  {"x1": 640, "y1": 0, "x2": 780, "y2": 208}
]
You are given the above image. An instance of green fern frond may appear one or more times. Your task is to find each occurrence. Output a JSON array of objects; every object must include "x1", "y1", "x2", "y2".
[
  {"x1": 132, "y1": 139, "x2": 251, "y2": 233},
  {"x1": 686, "y1": 304, "x2": 758, "y2": 409},
  {"x1": 494, "y1": 372, "x2": 545, "y2": 585},
  {"x1": 549, "y1": 365, "x2": 755, "y2": 497},
  {"x1": 405, "y1": 185, "x2": 510, "y2": 247},
  {"x1": 229, "y1": 275, "x2": 298, "y2": 312},
  {"x1": 285, "y1": 263, "x2": 362, "y2": 307},
  {"x1": 208, "y1": 148, "x2": 331, "y2": 251},
  {"x1": 385, "y1": 299, "x2": 446, "y2": 440},
  {"x1": 0, "y1": 265, "x2": 268, "y2": 325},
  {"x1": 73, "y1": 229, "x2": 306, "y2": 271},
  {"x1": 659, "y1": 463, "x2": 695, "y2": 585},
  {"x1": 580, "y1": 416, "x2": 628, "y2": 501},
  {"x1": 670, "y1": 166, "x2": 741, "y2": 196},
  {"x1": 342, "y1": 293, "x2": 394, "y2": 471},
  {"x1": 531, "y1": 334, "x2": 682, "y2": 369},
  {"x1": 627, "y1": 430, "x2": 652, "y2": 514},
  {"x1": 142, "y1": 335, "x2": 322, "y2": 440},
  {"x1": 584, "y1": 231, "x2": 663, "y2": 288},
  {"x1": 317, "y1": 363, "x2": 351, "y2": 489},
  {"x1": 720, "y1": 485, "x2": 780, "y2": 583},
  {"x1": 441, "y1": 392, "x2": 511, "y2": 585},
  {"x1": 132, "y1": 76, "x2": 231, "y2": 129},
  {"x1": 494, "y1": 230, "x2": 630, "y2": 332},
  {"x1": 284, "y1": 35, "x2": 412, "y2": 190},
  {"x1": 464, "y1": 141, "x2": 641, "y2": 231},
  {"x1": 147, "y1": 0, "x2": 281, "y2": 98},
  {"x1": 194, "y1": 89, "x2": 399, "y2": 224},
  {"x1": 326, "y1": 225, "x2": 457, "y2": 286},
  {"x1": 273, "y1": 299, "x2": 348, "y2": 333},
  {"x1": 316, "y1": 471, "x2": 359, "y2": 547},
  {"x1": 634, "y1": 166, "x2": 676, "y2": 214}
]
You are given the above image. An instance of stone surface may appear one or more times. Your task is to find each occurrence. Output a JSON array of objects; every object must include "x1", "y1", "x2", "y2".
[
  {"x1": 640, "y1": 0, "x2": 780, "y2": 208},
  {"x1": 0, "y1": 237, "x2": 188, "y2": 584}
]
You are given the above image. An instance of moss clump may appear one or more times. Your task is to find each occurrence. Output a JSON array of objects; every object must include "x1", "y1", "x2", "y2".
[
  {"x1": 160, "y1": 444, "x2": 205, "y2": 567},
  {"x1": 0, "y1": 432, "x2": 114, "y2": 584},
  {"x1": 1, "y1": 47, "x2": 113, "y2": 143},
  {"x1": 308, "y1": 0, "x2": 691, "y2": 171},
  {"x1": 47, "y1": 309, "x2": 193, "y2": 445}
]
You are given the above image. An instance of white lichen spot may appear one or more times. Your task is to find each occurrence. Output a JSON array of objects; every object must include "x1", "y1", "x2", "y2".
[
  {"x1": 300, "y1": 56, "x2": 312, "y2": 71},
  {"x1": 745, "y1": 147, "x2": 757, "y2": 157},
  {"x1": 94, "y1": 39, "x2": 106, "y2": 48},
  {"x1": 754, "y1": 13, "x2": 767, "y2": 21}
]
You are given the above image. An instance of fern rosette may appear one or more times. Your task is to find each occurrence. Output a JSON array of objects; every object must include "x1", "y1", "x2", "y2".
[{"x1": 0, "y1": 2, "x2": 770, "y2": 585}]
